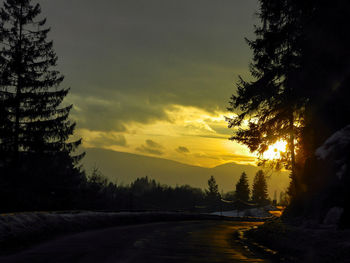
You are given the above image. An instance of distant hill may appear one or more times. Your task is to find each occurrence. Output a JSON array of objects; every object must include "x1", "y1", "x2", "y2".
[{"x1": 82, "y1": 148, "x2": 290, "y2": 198}]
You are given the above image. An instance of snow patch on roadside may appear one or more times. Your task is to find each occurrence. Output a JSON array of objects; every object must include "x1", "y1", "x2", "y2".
[
  {"x1": 0, "y1": 211, "x2": 184, "y2": 249},
  {"x1": 211, "y1": 207, "x2": 271, "y2": 218},
  {"x1": 315, "y1": 125, "x2": 350, "y2": 179}
]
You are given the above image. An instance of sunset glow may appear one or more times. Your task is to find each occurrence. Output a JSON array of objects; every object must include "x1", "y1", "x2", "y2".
[
  {"x1": 78, "y1": 105, "x2": 258, "y2": 168},
  {"x1": 262, "y1": 140, "x2": 288, "y2": 160}
]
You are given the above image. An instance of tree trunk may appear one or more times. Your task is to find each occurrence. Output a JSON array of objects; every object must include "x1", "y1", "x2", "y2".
[
  {"x1": 14, "y1": 3, "x2": 23, "y2": 163},
  {"x1": 289, "y1": 112, "x2": 299, "y2": 198}
]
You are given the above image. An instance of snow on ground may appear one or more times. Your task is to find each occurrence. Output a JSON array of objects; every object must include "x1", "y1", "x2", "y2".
[
  {"x1": 0, "y1": 210, "x2": 263, "y2": 252},
  {"x1": 0, "y1": 211, "x2": 138, "y2": 246},
  {"x1": 0, "y1": 210, "x2": 271, "y2": 253},
  {"x1": 211, "y1": 207, "x2": 271, "y2": 218},
  {"x1": 315, "y1": 125, "x2": 350, "y2": 160},
  {"x1": 315, "y1": 125, "x2": 350, "y2": 179},
  {"x1": 323, "y1": 206, "x2": 344, "y2": 225},
  {"x1": 0, "y1": 211, "x2": 211, "y2": 251}
]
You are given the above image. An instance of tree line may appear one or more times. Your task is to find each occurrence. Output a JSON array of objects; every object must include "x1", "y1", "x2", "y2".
[
  {"x1": 80, "y1": 169, "x2": 272, "y2": 212},
  {"x1": 0, "y1": 0, "x2": 276, "y2": 213},
  {"x1": 1, "y1": 0, "x2": 319, "y2": 216},
  {"x1": 206, "y1": 170, "x2": 271, "y2": 209},
  {"x1": 235, "y1": 171, "x2": 269, "y2": 205}
]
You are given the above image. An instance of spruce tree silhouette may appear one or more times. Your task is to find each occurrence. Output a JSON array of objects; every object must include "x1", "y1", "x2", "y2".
[
  {"x1": 252, "y1": 170, "x2": 268, "y2": 205},
  {"x1": 226, "y1": 0, "x2": 309, "y2": 198},
  {"x1": 235, "y1": 172, "x2": 250, "y2": 202},
  {"x1": 205, "y1": 175, "x2": 220, "y2": 210},
  {"x1": 0, "y1": 0, "x2": 84, "y2": 211}
]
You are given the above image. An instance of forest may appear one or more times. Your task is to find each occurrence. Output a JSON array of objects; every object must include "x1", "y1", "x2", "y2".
[
  {"x1": 1, "y1": 0, "x2": 350, "y2": 262},
  {"x1": 0, "y1": 0, "x2": 349, "y2": 230},
  {"x1": 0, "y1": 0, "x2": 274, "y2": 214}
]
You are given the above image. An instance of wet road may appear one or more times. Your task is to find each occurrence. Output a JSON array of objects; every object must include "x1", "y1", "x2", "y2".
[{"x1": 0, "y1": 220, "x2": 269, "y2": 263}]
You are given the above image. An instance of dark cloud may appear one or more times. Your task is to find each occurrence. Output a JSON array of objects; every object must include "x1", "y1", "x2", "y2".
[
  {"x1": 136, "y1": 146, "x2": 163, "y2": 156},
  {"x1": 176, "y1": 146, "x2": 190, "y2": 154},
  {"x1": 36, "y1": 0, "x2": 258, "y2": 131},
  {"x1": 145, "y1": 139, "x2": 163, "y2": 149},
  {"x1": 205, "y1": 122, "x2": 234, "y2": 137},
  {"x1": 220, "y1": 154, "x2": 257, "y2": 162},
  {"x1": 136, "y1": 139, "x2": 164, "y2": 155},
  {"x1": 85, "y1": 134, "x2": 127, "y2": 148},
  {"x1": 180, "y1": 133, "x2": 228, "y2": 139},
  {"x1": 193, "y1": 153, "x2": 256, "y2": 162},
  {"x1": 68, "y1": 94, "x2": 168, "y2": 131}
]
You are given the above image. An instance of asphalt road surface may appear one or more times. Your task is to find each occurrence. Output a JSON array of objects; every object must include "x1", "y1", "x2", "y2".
[{"x1": 0, "y1": 220, "x2": 270, "y2": 263}]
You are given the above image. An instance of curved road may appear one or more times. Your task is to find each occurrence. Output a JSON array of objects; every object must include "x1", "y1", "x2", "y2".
[{"x1": 0, "y1": 220, "x2": 269, "y2": 263}]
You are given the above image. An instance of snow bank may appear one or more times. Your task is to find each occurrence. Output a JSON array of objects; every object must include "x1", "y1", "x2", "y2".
[
  {"x1": 0, "y1": 211, "x2": 224, "y2": 252},
  {"x1": 211, "y1": 207, "x2": 271, "y2": 218},
  {"x1": 315, "y1": 125, "x2": 350, "y2": 160},
  {"x1": 315, "y1": 125, "x2": 350, "y2": 179},
  {"x1": 323, "y1": 207, "x2": 344, "y2": 225},
  {"x1": 0, "y1": 210, "x2": 272, "y2": 253}
]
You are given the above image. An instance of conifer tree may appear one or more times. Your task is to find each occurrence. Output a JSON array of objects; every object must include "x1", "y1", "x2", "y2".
[
  {"x1": 235, "y1": 172, "x2": 250, "y2": 202},
  {"x1": 252, "y1": 170, "x2": 268, "y2": 205},
  {"x1": 226, "y1": 0, "x2": 312, "y2": 197},
  {"x1": 0, "y1": 0, "x2": 84, "y2": 210},
  {"x1": 206, "y1": 175, "x2": 220, "y2": 199},
  {"x1": 205, "y1": 175, "x2": 220, "y2": 209}
]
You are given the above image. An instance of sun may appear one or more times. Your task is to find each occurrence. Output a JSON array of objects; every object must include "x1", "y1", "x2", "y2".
[{"x1": 262, "y1": 140, "x2": 288, "y2": 160}]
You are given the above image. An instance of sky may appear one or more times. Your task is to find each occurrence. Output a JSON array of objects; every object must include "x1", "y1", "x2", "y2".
[{"x1": 38, "y1": 0, "x2": 260, "y2": 168}]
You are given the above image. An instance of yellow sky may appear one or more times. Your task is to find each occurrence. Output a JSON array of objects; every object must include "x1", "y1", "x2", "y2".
[
  {"x1": 39, "y1": 0, "x2": 263, "y2": 169},
  {"x1": 78, "y1": 104, "x2": 258, "y2": 168}
]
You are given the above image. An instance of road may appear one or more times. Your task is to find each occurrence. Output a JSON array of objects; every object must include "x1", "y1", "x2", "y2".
[{"x1": 0, "y1": 220, "x2": 270, "y2": 263}]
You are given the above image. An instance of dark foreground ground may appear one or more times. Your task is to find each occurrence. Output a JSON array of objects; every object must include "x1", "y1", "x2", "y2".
[
  {"x1": 245, "y1": 218, "x2": 350, "y2": 263},
  {"x1": 0, "y1": 220, "x2": 269, "y2": 263}
]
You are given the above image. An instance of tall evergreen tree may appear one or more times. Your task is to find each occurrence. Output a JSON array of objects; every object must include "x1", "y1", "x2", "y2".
[
  {"x1": 226, "y1": 0, "x2": 314, "y2": 198},
  {"x1": 227, "y1": 0, "x2": 350, "y2": 222},
  {"x1": 0, "y1": 0, "x2": 84, "y2": 210},
  {"x1": 235, "y1": 172, "x2": 250, "y2": 202},
  {"x1": 205, "y1": 175, "x2": 220, "y2": 209},
  {"x1": 206, "y1": 175, "x2": 220, "y2": 199},
  {"x1": 252, "y1": 170, "x2": 268, "y2": 205}
]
